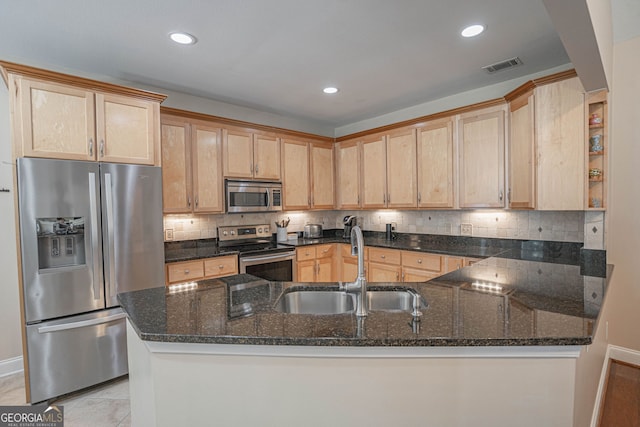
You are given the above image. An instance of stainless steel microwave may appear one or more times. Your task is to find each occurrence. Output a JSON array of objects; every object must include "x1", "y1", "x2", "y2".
[{"x1": 225, "y1": 180, "x2": 283, "y2": 213}]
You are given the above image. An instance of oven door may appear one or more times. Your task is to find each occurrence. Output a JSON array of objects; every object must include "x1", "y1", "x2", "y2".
[{"x1": 240, "y1": 251, "x2": 295, "y2": 281}]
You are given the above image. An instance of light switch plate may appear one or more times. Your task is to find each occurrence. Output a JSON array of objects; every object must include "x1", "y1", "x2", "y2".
[
  {"x1": 165, "y1": 229, "x2": 174, "y2": 241},
  {"x1": 460, "y1": 223, "x2": 473, "y2": 236}
]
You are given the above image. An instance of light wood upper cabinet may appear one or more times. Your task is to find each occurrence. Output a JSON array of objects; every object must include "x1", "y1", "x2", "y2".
[
  {"x1": 192, "y1": 124, "x2": 223, "y2": 213},
  {"x1": 458, "y1": 107, "x2": 506, "y2": 208},
  {"x1": 361, "y1": 135, "x2": 387, "y2": 208},
  {"x1": 282, "y1": 139, "x2": 310, "y2": 210},
  {"x1": 161, "y1": 114, "x2": 223, "y2": 214},
  {"x1": 417, "y1": 119, "x2": 454, "y2": 208},
  {"x1": 222, "y1": 129, "x2": 280, "y2": 180},
  {"x1": 13, "y1": 75, "x2": 160, "y2": 165},
  {"x1": 535, "y1": 77, "x2": 585, "y2": 210},
  {"x1": 386, "y1": 128, "x2": 417, "y2": 208},
  {"x1": 18, "y1": 79, "x2": 96, "y2": 161},
  {"x1": 310, "y1": 142, "x2": 335, "y2": 209},
  {"x1": 508, "y1": 91, "x2": 536, "y2": 209},
  {"x1": 161, "y1": 121, "x2": 191, "y2": 213},
  {"x1": 282, "y1": 139, "x2": 334, "y2": 210},
  {"x1": 336, "y1": 139, "x2": 361, "y2": 209},
  {"x1": 254, "y1": 134, "x2": 281, "y2": 180},
  {"x1": 95, "y1": 93, "x2": 157, "y2": 165}
]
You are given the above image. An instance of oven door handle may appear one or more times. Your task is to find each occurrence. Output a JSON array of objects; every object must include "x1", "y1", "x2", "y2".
[{"x1": 241, "y1": 252, "x2": 295, "y2": 263}]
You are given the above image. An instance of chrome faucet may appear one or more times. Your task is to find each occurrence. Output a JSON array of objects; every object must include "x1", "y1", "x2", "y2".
[{"x1": 340, "y1": 225, "x2": 367, "y2": 317}]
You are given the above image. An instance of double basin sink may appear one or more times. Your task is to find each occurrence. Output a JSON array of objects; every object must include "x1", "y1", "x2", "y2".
[{"x1": 273, "y1": 286, "x2": 427, "y2": 315}]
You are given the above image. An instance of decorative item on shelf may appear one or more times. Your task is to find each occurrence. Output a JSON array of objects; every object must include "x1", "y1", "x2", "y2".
[
  {"x1": 589, "y1": 134, "x2": 603, "y2": 153},
  {"x1": 589, "y1": 113, "x2": 602, "y2": 126},
  {"x1": 589, "y1": 168, "x2": 603, "y2": 180},
  {"x1": 590, "y1": 197, "x2": 602, "y2": 208}
]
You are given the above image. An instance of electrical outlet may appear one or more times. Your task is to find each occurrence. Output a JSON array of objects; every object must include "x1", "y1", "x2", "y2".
[
  {"x1": 460, "y1": 223, "x2": 473, "y2": 236},
  {"x1": 391, "y1": 222, "x2": 397, "y2": 231},
  {"x1": 165, "y1": 229, "x2": 174, "y2": 241}
]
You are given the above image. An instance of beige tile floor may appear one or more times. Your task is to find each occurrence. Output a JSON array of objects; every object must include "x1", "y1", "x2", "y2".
[{"x1": 0, "y1": 371, "x2": 130, "y2": 427}]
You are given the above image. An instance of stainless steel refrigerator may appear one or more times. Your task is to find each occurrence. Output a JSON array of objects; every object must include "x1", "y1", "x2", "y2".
[{"x1": 16, "y1": 157, "x2": 165, "y2": 403}]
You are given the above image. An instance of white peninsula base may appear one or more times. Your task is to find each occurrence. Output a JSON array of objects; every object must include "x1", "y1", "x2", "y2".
[{"x1": 126, "y1": 321, "x2": 581, "y2": 427}]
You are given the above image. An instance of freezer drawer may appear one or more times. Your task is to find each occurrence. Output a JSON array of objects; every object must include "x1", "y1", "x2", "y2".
[{"x1": 26, "y1": 308, "x2": 128, "y2": 403}]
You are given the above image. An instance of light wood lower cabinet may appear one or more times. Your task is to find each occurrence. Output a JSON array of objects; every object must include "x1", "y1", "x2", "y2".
[
  {"x1": 296, "y1": 244, "x2": 335, "y2": 282},
  {"x1": 166, "y1": 255, "x2": 238, "y2": 285},
  {"x1": 368, "y1": 247, "x2": 401, "y2": 282},
  {"x1": 338, "y1": 244, "x2": 367, "y2": 282},
  {"x1": 401, "y1": 251, "x2": 443, "y2": 282}
]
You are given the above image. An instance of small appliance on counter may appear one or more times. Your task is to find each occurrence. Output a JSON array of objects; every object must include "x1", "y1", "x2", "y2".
[
  {"x1": 303, "y1": 223, "x2": 323, "y2": 239},
  {"x1": 343, "y1": 215, "x2": 357, "y2": 238}
]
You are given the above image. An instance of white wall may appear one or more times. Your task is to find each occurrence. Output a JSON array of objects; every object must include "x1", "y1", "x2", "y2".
[
  {"x1": 0, "y1": 83, "x2": 23, "y2": 368},
  {"x1": 573, "y1": 34, "x2": 640, "y2": 427}
]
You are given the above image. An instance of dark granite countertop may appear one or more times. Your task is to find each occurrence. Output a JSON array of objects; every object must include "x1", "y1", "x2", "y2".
[
  {"x1": 120, "y1": 253, "x2": 611, "y2": 347},
  {"x1": 164, "y1": 240, "x2": 239, "y2": 263}
]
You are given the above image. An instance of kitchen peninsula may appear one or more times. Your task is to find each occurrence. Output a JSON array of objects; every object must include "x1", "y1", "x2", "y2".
[{"x1": 120, "y1": 235, "x2": 609, "y2": 427}]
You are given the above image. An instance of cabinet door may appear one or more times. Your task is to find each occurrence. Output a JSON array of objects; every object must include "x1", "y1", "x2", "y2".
[
  {"x1": 254, "y1": 134, "x2": 281, "y2": 180},
  {"x1": 340, "y1": 257, "x2": 358, "y2": 282},
  {"x1": 203, "y1": 255, "x2": 238, "y2": 278},
  {"x1": 536, "y1": 77, "x2": 585, "y2": 210},
  {"x1": 417, "y1": 119, "x2": 454, "y2": 208},
  {"x1": 336, "y1": 140, "x2": 361, "y2": 209},
  {"x1": 166, "y1": 260, "x2": 204, "y2": 284},
  {"x1": 386, "y1": 128, "x2": 417, "y2": 208},
  {"x1": 316, "y1": 257, "x2": 334, "y2": 282},
  {"x1": 361, "y1": 135, "x2": 387, "y2": 208},
  {"x1": 368, "y1": 262, "x2": 401, "y2": 282},
  {"x1": 96, "y1": 93, "x2": 157, "y2": 165},
  {"x1": 296, "y1": 259, "x2": 317, "y2": 282},
  {"x1": 18, "y1": 78, "x2": 95, "y2": 160},
  {"x1": 161, "y1": 120, "x2": 192, "y2": 213},
  {"x1": 192, "y1": 124, "x2": 223, "y2": 213},
  {"x1": 310, "y1": 143, "x2": 335, "y2": 209},
  {"x1": 459, "y1": 109, "x2": 505, "y2": 208},
  {"x1": 509, "y1": 92, "x2": 536, "y2": 209},
  {"x1": 282, "y1": 139, "x2": 310, "y2": 210},
  {"x1": 223, "y1": 129, "x2": 254, "y2": 178}
]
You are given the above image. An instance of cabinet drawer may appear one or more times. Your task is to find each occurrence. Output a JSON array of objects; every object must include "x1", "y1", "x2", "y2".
[
  {"x1": 204, "y1": 255, "x2": 238, "y2": 278},
  {"x1": 402, "y1": 251, "x2": 442, "y2": 272},
  {"x1": 296, "y1": 247, "x2": 316, "y2": 261},
  {"x1": 445, "y1": 256, "x2": 464, "y2": 273},
  {"x1": 167, "y1": 260, "x2": 204, "y2": 284},
  {"x1": 368, "y1": 247, "x2": 401, "y2": 265},
  {"x1": 340, "y1": 244, "x2": 368, "y2": 260},
  {"x1": 315, "y1": 244, "x2": 334, "y2": 259}
]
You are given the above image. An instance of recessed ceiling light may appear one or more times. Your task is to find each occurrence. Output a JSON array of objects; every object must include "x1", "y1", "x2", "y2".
[
  {"x1": 169, "y1": 32, "x2": 197, "y2": 45},
  {"x1": 323, "y1": 87, "x2": 339, "y2": 94},
  {"x1": 461, "y1": 24, "x2": 485, "y2": 38}
]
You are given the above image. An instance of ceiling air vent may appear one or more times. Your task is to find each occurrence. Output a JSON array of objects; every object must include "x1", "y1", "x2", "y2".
[{"x1": 482, "y1": 57, "x2": 523, "y2": 73}]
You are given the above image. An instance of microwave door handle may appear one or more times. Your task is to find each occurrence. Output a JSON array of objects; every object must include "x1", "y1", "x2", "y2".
[
  {"x1": 265, "y1": 189, "x2": 270, "y2": 208},
  {"x1": 88, "y1": 172, "x2": 102, "y2": 301}
]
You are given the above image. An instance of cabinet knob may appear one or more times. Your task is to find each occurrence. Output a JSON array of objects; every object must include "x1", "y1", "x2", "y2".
[
  {"x1": 218, "y1": 264, "x2": 224, "y2": 269},
  {"x1": 184, "y1": 269, "x2": 190, "y2": 274},
  {"x1": 418, "y1": 192, "x2": 421, "y2": 203},
  {"x1": 187, "y1": 197, "x2": 191, "y2": 208},
  {"x1": 381, "y1": 255, "x2": 386, "y2": 259},
  {"x1": 499, "y1": 190, "x2": 504, "y2": 202},
  {"x1": 195, "y1": 197, "x2": 199, "y2": 208},
  {"x1": 417, "y1": 259, "x2": 422, "y2": 264}
]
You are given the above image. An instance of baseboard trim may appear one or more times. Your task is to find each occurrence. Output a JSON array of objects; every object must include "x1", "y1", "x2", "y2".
[
  {"x1": 591, "y1": 345, "x2": 640, "y2": 427},
  {"x1": 0, "y1": 356, "x2": 23, "y2": 377}
]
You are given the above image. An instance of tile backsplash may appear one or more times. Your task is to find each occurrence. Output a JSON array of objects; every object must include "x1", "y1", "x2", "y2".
[{"x1": 164, "y1": 209, "x2": 605, "y2": 249}]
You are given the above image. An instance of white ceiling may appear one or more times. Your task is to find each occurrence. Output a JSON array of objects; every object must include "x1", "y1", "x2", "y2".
[{"x1": 0, "y1": 0, "x2": 571, "y2": 128}]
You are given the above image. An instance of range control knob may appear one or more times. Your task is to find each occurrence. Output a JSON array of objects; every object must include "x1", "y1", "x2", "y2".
[
  {"x1": 264, "y1": 226, "x2": 269, "y2": 233},
  {"x1": 222, "y1": 231, "x2": 228, "y2": 236},
  {"x1": 258, "y1": 228, "x2": 263, "y2": 233},
  {"x1": 230, "y1": 231, "x2": 236, "y2": 236}
]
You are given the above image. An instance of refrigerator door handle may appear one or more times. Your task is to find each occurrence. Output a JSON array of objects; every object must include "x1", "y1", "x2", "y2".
[
  {"x1": 104, "y1": 173, "x2": 117, "y2": 301},
  {"x1": 88, "y1": 172, "x2": 102, "y2": 301},
  {"x1": 37, "y1": 312, "x2": 126, "y2": 334}
]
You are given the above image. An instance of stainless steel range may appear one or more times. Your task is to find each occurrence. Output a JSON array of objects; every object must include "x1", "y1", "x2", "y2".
[{"x1": 218, "y1": 224, "x2": 296, "y2": 281}]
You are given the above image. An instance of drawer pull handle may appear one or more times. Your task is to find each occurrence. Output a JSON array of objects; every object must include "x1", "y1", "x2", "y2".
[
  {"x1": 418, "y1": 259, "x2": 422, "y2": 264},
  {"x1": 184, "y1": 269, "x2": 190, "y2": 274},
  {"x1": 381, "y1": 255, "x2": 386, "y2": 259},
  {"x1": 218, "y1": 264, "x2": 224, "y2": 269}
]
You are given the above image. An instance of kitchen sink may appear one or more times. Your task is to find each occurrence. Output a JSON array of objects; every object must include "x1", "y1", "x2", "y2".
[
  {"x1": 274, "y1": 288, "x2": 426, "y2": 315},
  {"x1": 273, "y1": 290, "x2": 355, "y2": 314}
]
